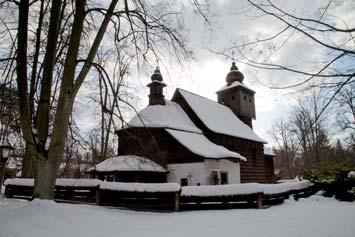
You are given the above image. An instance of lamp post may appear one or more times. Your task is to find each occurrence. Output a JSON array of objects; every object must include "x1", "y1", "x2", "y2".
[{"x1": 0, "y1": 142, "x2": 14, "y2": 194}]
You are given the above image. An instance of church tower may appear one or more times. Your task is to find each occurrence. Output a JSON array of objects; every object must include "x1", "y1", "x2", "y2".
[
  {"x1": 216, "y1": 62, "x2": 256, "y2": 128},
  {"x1": 147, "y1": 67, "x2": 166, "y2": 106}
]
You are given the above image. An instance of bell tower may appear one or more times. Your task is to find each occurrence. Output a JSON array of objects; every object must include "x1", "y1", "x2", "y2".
[
  {"x1": 147, "y1": 67, "x2": 167, "y2": 106},
  {"x1": 216, "y1": 62, "x2": 256, "y2": 128}
]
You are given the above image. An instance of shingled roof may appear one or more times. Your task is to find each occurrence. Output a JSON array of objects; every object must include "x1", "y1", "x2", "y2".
[{"x1": 174, "y1": 89, "x2": 266, "y2": 143}]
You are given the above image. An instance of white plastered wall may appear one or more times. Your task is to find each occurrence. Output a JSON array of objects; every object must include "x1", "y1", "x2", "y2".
[{"x1": 167, "y1": 159, "x2": 240, "y2": 185}]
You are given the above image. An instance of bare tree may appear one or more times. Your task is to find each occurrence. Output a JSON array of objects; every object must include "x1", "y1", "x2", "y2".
[
  {"x1": 0, "y1": 0, "x2": 208, "y2": 199},
  {"x1": 217, "y1": 0, "x2": 354, "y2": 116},
  {"x1": 335, "y1": 83, "x2": 355, "y2": 144}
]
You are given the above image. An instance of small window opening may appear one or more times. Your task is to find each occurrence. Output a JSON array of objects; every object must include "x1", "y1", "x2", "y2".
[
  {"x1": 244, "y1": 95, "x2": 247, "y2": 101},
  {"x1": 180, "y1": 178, "x2": 188, "y2": 186},
  {"x1": 232, "y1": 95, "x2": 235, "y2": 100},
  {"x1": 210, "y1": 171, "x2": 219, "y2": 185},
  {"x1": 220, "y1": 172, "x2": 228, "y2": 185}
]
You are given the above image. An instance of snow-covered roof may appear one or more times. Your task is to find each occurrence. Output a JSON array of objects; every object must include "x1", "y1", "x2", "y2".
[
  {"x1": 166, "y1": 129, "x2": 246, "y2": 160},
  {"x1": 216, "y1": 81, "x2": 255, "y2": 93},
  {"x1": 127, "y1": 100, "x2": 202, "y2": 133},
  {"x1": 93, "y1": 155, "x2": 166, "y2": 173},
  {"x1": 176, "y1": 89, "x2": 266, "y2": 143},
  {"x1": 264, "y1": 147, "x2": 276, "y2": 157}
]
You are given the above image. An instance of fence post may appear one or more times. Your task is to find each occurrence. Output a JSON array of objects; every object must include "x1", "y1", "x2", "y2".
[
  {"x1": 96, "y1": 187, "x2": 101, "y2": 206},
  {"x1": 4, "y1": 185, "x2": 10, "y2": 198},
  {"x1": 174, "y1": 191, "x2": 180, "y2": 212},
  {"x1": 257, "y1": 192, "x2": 263, "y2": 209}
]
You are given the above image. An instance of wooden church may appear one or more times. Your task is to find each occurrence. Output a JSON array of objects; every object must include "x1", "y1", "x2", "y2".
[{"x1": 114, "y1": 63, "x2": 275, "y2": 185}]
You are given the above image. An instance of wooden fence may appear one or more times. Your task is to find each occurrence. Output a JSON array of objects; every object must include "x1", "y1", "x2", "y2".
[
  {"x1": 180, "y1": 192, "x2": 263, "y2": 210},
  {"x1": 4, "y1": 179, "x2": 101, "y2": 204},
  {"x1": 3, "y1": 179, "x2": 319, "y2": 211},
  {"x1": 97, "y1": 189, "x2": 180, "y2": 212},
  {"x1": 180, "y1": 185, "x2": 320, "y2": 210}
]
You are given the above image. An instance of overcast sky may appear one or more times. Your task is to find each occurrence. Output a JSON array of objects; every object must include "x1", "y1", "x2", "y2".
[{"x1": 75, "y1": 0, "x2": 354, "y2": 147}]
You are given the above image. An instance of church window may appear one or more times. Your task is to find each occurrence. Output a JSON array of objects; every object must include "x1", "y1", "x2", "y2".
[
  {"x1": 232, "y1": 95, "x2": 235, "y2": 100},
  {"x1": 244, "y1": 95, "x2": 247, "y2": 100},
  {"x1": 249, "y1": 98, "x2": 252, "y2": 103}
]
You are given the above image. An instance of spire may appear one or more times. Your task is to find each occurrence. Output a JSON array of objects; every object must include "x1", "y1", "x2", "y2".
[
  {"x1": 151, "y1": 66, "x2": 163, "y2": 82},
  {"x1": 225, "y1": 62, "x2": 244, "y2": 85},
  {"x1": 147, "y1": 66, "x2": 166, "y2": 106},
  {"x1": 230, "y1": 62, "x2": 238, "y2": 71}
]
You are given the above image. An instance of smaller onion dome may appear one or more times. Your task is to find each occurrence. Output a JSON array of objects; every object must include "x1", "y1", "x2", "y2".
[
  {"x1": 151, "y1": 67, "x2": 163, "y2": 82},
  {"x1": 226, "y1": 62, "x2": 244, "y2": 85}
]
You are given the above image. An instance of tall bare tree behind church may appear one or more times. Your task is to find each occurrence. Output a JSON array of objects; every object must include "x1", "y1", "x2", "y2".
[{"x1": 0, "y1": 0, "x2": 208, "y2": 199}]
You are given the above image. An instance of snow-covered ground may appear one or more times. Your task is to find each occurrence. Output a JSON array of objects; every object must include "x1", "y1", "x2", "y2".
[{"x1": 0, "y1": 195, "x2": 354, "y2": 237}]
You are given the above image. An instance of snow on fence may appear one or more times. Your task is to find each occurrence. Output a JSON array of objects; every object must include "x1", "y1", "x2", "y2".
[
  {"x1": 3, "y1": 179, "x2": 317, "y2": 211},
  {"x1": 4, "y1": 178, "x2": 102, "y2": 203},
  {"x1": 180, "y1": 181, "x2": 316, "y2": 210},
  {"x1": 4, "y1": 178, "x2": 102, "y2": 187},
  {"x1": 97, "y1": 182, "x2": 181, "y2": 211},
  {"x1": 100, "y1": 182, "x2": 180, "y2": 193},
  {"x1": 181, "y1": 181, "x2": 312, "y2": 197}
]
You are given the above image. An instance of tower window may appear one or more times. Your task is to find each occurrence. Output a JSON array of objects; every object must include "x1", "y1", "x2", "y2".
[
  {"x1": 232, "y1": 95, "x2": 235, "y2": 100},
  {"x1": 244, "y1": 95, "x2": 247, "y2": 101},
  {"x1": 249, "y1": 98, "x2": 252, "y2": 103}
]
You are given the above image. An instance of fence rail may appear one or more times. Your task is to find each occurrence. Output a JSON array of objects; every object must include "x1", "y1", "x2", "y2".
[
  {"x1": 97, "y1": 189, "x2": 180, "y2": 211},
  {"x1": 4, "y1": 179, "x2": 101, "y2": 204}
]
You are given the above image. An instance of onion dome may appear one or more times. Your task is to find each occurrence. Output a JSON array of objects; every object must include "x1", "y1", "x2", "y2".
[
  {"x1": 151, "y1": 67, "x2": 163, "y2": 82},
  {"x1": 226, "y1": 62, "x2": 244, "y2": 85}
]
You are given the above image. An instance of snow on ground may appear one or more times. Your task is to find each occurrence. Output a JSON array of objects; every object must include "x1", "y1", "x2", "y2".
[{"x1": 1, "y1": 194, "x2": 354, "y2": 237}]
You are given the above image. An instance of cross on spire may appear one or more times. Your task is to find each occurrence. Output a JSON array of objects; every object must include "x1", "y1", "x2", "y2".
[{"x1": 231, "y1": 50, "x2": 235, "y2": 61}]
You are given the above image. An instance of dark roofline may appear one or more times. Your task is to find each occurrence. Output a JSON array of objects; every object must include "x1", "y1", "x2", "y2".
[{"x1": 216, "y1": 83, "x2": 255, "y2": 94}]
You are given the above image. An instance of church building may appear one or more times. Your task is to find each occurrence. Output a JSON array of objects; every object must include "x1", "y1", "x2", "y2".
[{"x1": 115, "y1": 63, "x2": 275, "y2": 185}]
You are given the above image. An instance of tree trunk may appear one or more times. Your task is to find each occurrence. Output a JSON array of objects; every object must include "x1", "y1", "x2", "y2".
[
  {"x1": 32, "y1": 0, "x2": 86, "y2": 199},
  {"x1": 21, "y1": 144, "x2": 35, "y2": 178},
  {"x1": 31, "y1": 0, "x2": 118, "y2": 199}
]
